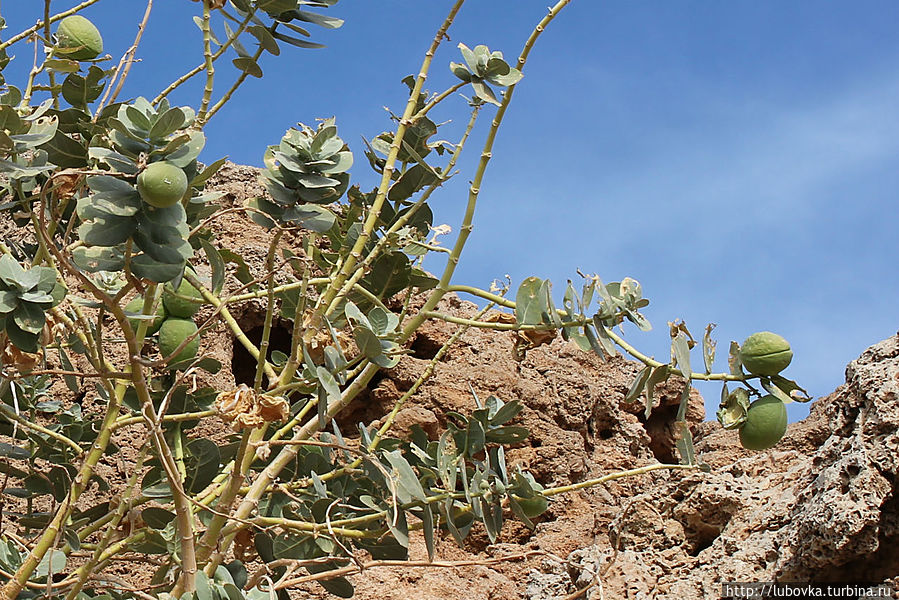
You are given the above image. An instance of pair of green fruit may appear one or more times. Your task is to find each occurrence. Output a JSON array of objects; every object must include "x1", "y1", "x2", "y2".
[
  {"x1": 125, "y1": 278, "x2": 204, "y2": 365},
  {"x1": 733, "y1": 331, "x2": 792, "y2": 450},
  {"x1": 57, "y1": 18, "x2": 189, "y2": 208}
]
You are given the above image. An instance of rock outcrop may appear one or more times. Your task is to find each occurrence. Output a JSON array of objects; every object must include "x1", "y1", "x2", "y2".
[
  {"x1": 529, "y1": 334, "x2": 899, "y2": 598},
  {"x1": 336, "y1": 316, "x2": 899, "y2": 599}
]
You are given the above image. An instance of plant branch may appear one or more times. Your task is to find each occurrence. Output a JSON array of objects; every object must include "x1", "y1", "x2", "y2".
[
  {"x1": 542, "y1": 462, "x2": 699, "y2": 497},
  {"x1": 314, "y1": 0, "x2": 466, "y2": 318},
  {"x1": 326, "y1": 104, "x2": 481, "y2": 315},
  {"x1": 95, "y1": 0, "x2": 154, "y2": 115},
  {"x1": 254, "y1": 230, "x2": 282, "y2": 391},
  {"x1": 0, "y1": 402, "x2": 84, "y2": 457},
  {"x1": 197, "y1": 0, "x2": 215, "y2": 122},
  {"x1": 399, "y1": 0, "x2": 573, "y2": 344},
  {"x1": 201, "y1": 35, "x2": 266, "y2": 124},
  {"x1": 152, "y1": 5, "x2": 259, "y2": 106}
]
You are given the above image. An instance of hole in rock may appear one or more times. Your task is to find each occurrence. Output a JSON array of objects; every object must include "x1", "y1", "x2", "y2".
[
  {"x1": 641, "y1": 403, "x2": 680, "y2": 464},
  {"x1": 232, "y1": 322, "x2": 294, "y2": 388},
  {"x1": 687, "y1": 528, "x2": 717, "y2": 556},
  {"x1": 410, "y1": 334, "x2": 443, "y2": 360}
]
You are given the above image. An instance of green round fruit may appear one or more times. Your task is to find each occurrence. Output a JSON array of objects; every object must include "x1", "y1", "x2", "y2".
[
  {"x1": 55, "y1": 15, "x2": 103, "y2": 61},
  {"x1": 162, "y1": 275, "x2": 204, "y2": 318},
  {"x1": 137, "y1": 162, "x2": 188, "y2": 208},
  {"x1": 739, "y1": 395, "x2": 788, "y2": 451},
  {"x1": 739, "y1": 331, "x2": 793, "y2": 376},
  {"x1": 125, "y1": 296, "x2": 166, "y2": 335},
  {"x1": 158, "y1": 318, "x2": 199, "y2": 366}
]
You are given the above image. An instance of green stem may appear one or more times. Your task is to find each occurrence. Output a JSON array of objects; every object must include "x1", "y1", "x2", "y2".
[
  {"x1": 326, "y1": 105, "x2": 481, "y2": 315},
  {"x1": 152, "y1": 5, "x2": 258, "y2": 106},
  {"x1": 69, "y1": 496, "x2": 151, "y2": 547},
  {"x1": 268, "y1": 394, "x2": 317, "y2": 443},
  {"x1": 226, "y1": 277, "x2": 324, "y2": 302},
  {"x1": 197, "y1": 0, "x2": 215, "y2": 122},
  {"x1": 0, "y1": 403, "x2": 83, "y2": 457},
  {"x1": 254, "y1": 230, "x2": 283, "y2": 391},
  {"x1": 95, "y1": 0, "x2": 154, "y2": 114},
  {"x1": 20, "y1": 42, "x2": 45, "y2": 109},
  {"x1": 43, "y1": 1, "x2": 59, "y2": 110},
  {"x1": 412, "y1": 81, "x2": 467, "y2": 120},
  {"x1": 112, "y1": 410, "x2": 217, "y2": 430},
  {"x1": 447, "y1": 284, "x2": 515, "y2": 308},
  {"x1": 600, "y1": 325, "x2": 746, "y2": 383},
  {"x1": 194, "y1": 428, "x2": 256, "y2": 569},
  {"x1": 398, "y1": 0, "x2": 573, "y2": 345},
  {"x1": 201, "y1": 26, "x2": 269, "y2": 124},
  {"x1": 314, "y1": 0, "x2": 466, "y2": 318},
  {"x1": 543, "y1": 463, "x2": 699, "y2": 496},
  {"x1": 252, "y1": 517, "x2": 376, "y2": 539},
  {"x1": 422, "y1": 310, "x2": 584, "y2": 330}
]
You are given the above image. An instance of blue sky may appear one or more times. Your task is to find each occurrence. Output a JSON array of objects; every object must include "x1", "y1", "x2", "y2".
[{"x1": 2, "y1": 2, "x2": 897, "y2": 421}]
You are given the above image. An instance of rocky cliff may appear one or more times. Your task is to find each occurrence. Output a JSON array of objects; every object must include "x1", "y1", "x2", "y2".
[{"x1": 297, "y1": 305, "x2": 899, "y2": 598}]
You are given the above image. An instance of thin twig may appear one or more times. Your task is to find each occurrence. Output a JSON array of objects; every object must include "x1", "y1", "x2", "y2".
[
  {"x1": 272, "y1": 551, "x2": 546, "y2": 590},
  {"x1": 95, "y1": 0, "x2": 154, "y2": 115}
]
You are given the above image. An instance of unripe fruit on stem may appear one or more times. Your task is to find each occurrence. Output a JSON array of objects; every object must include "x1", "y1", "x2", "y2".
[
  {"x1": 124, "y1": 297, "x2": 166, "y2": 335},
  {"x1": 739, "y1": 395, "x2": 788, "y2": 451},
  {"x1": 137, "y1": 162, "x2": 189, "y2": 208},
  {"x1": 163, "y1": 274, "x2": 204, "y2": 318},
  {"x1": 55, "y1": 15, "x2": 103, "y2": 61},
  {"x1": 158, "y1": 318, "x2": 199, "y2": 366},
  {"x1": 739, "y1": 331, "x2": 793, "y2": 376}
]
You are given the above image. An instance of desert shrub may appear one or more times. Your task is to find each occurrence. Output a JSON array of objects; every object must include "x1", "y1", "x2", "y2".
[{"x1": 0, "y1": 2, "x2": 809, "y2": 599}]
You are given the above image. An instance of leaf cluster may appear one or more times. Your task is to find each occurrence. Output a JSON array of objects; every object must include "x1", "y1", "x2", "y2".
[
  {"x1": 450, "y1": 43, "x2": 523, "y2": 105},
  {"x1": 0, "y1": 255, "x2": 64, "y2": 352}
]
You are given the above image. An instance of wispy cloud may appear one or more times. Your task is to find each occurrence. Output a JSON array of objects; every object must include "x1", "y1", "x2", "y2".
[{"x1": 592, "y1": 70, "x2": 899, "y2": 230}]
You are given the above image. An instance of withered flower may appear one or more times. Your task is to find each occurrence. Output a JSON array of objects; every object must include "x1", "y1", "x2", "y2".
[
  {"x1": 302, "y1": 310, "x2": 353, "y2": 363},
  {"x1": 0, "y1": 335, "x2": 42, "y2": 374},
  {"x1": 485, "y1": 311, "x2": 557, "y2": 361},
  {"x1": 215, "y1": 384, "x2": 289, "y2": 431}
]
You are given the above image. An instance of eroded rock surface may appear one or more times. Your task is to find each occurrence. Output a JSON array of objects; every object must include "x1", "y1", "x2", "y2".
[
  {"x1": 542, "y1": 334, "x2": 899, "y2": 599},
  {"x1": 337, "y1": 309, "x2": 899, "y2": 599}
]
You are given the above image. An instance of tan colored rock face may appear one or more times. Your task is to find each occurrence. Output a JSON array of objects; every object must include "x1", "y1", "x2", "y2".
[{"x1": 547, "y1": 335, "x2": 899, "y2": 599}]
